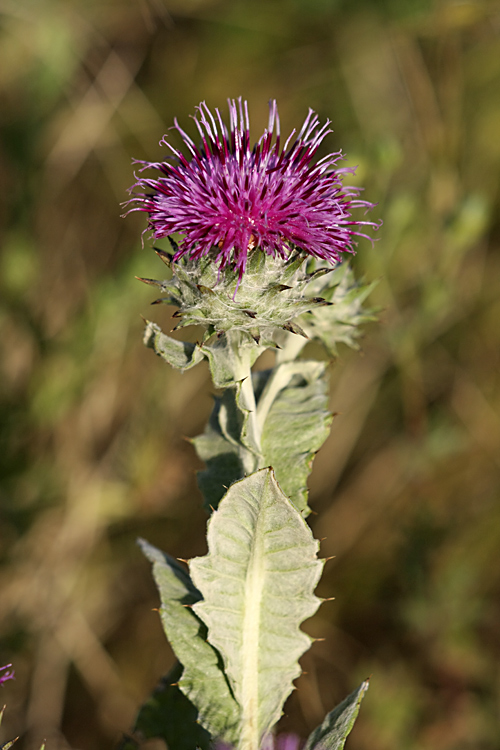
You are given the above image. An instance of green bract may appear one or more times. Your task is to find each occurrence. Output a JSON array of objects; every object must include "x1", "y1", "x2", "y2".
[
  {"x1": 142, "y1": 242, "x2": 376, "y2": 364},
  {"x1": 141, "y1": 242, "x2": 340, "y2": 345}
]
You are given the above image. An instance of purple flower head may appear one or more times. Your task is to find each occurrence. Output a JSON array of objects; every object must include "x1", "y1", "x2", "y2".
[
  {"x1": 127, "y1": 99, "x2": 379, "y2": 280},
  {"x1": 0, "y1": 664, "x2": 14, "y2": 686}
]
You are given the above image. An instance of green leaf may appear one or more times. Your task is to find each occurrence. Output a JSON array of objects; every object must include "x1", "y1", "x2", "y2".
[
  {"x1": 189, "y1": 469, "x2": 324, "y2": 750},
  {"x1": 143, "y1": 320, "x2": 205, "y2": 371},
  {"x1": 193, "y1": 361, "x2": 331, "y2": 516},
  {"x1": 139, "y1": 540, "x2": 241, "y2": 743},
  {"x1": 255, "y1": 362, "x2": 332, "y2": 516},
  {"x1": 192, "y1": 387, "x2": 259, "y2": 511},
  {"x1": 304, "y1": 681, "x2": 369, "y2": 750},
  {"x1": 131, "y1": 662, "x2": 211, "y2": 750},
  {"x1": 201, "y1": 330, "x2": 263, "y2": 389}
]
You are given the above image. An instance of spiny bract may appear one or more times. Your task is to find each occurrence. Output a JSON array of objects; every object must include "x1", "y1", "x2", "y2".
[{"x1": 138, "y1": 242, "x2": 333, "y2": 344}]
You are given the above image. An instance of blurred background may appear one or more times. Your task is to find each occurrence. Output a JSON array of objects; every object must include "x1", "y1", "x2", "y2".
[{"x1": 1, "y1": 0, "x2": 500, "y2": 748}]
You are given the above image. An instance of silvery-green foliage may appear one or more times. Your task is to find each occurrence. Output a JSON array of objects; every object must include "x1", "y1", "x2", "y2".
[
  {"x1": 142, "y1": 254, "x2": 375, "y2": 516},
  {"x1": 143, "y1": 321, "x2": 205, "y2": 372},
  {"x1": 256, "y1": 361, "x2": 332, "y2": 513},
  {"x1": 192, "y1": 385, "x2": 259, "y2": 509},
  {"x1": 137, "y1": 248, "x2": 375, "y2": 750},
  {"x1": 304, "y1": 681, "x2": 369, "y2": 750},
  {"x1": 139, "y1": 540, "x2": 241, "y2": 743},
  {"x1": 200, "y1": 329, "x2": 265, "y2": 390},
  {"x1": 144, "y1": 322, "x2": 264, "y2": 390},
  {"x1": 193, "y1": 361, "x2": 331, "y2": 515},
  {"x1": 138, "y1": 471, "x2": 324, "y2": 750},
  {"x1": 189, "y1": 469, "x2": 324, "y2": 750}
]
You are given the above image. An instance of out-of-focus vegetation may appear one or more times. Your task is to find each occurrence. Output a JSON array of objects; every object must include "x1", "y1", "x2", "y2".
[{"x1": 1, "y1": 0, "x2": 500, "y2": 748}]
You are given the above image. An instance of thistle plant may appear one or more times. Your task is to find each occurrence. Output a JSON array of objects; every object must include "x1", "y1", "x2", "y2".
[{"x1": 125, "y1": 99, "x2": 380, "y2": 750}]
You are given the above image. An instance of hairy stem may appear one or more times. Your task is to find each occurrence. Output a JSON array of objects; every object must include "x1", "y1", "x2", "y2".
[
  {"x1": 275, "y1": 332, "x2": 307, "y2": 364},
  {"x1": 240, "y1": 371, "x2": 262, "y2": 454},
  {"x1": 225, "y1": 330, "x2": 263, "y2": 457}
]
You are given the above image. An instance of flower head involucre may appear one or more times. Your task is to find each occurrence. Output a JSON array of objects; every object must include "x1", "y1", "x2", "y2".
[{"x1": 127, "y1": 99, "x2": 379, "y2": 279}]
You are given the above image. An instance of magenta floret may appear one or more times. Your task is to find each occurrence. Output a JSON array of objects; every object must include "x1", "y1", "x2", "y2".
[
  {"x1": 0, "y1": 664, "x2": 14, "y2": 686},
  {"x1": 127, "y1": 99, "x2": 379, "y2": 279}
]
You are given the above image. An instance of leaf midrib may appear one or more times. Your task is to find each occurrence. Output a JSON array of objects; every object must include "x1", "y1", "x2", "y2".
[{"x1": 240, "y1": 492, "x2": 266, "y2": 750}]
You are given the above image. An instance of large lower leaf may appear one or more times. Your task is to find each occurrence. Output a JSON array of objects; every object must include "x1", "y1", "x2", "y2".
[
  {"x1": 189, "y1": 469, "x2": 323, "y2": 750},
  {"x1": 304, "y1": 681, "x2": 369, "y2": 750},
  {"x1": 139, "y1": 540, "x2": 241, "y2": 743},
  {"x1": 255, "y1": 362, "x2": 332, "y2": 516}
]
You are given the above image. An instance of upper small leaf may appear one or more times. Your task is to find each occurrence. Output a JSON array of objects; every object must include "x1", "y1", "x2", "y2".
[
  {"x1": 255, "y1": 361, "x2": 332, "y2": 515},
  {"x1": 192, "y1": 386, "x2": 260, "y2": 511},
  {"x1": 194, "y1": 361, "x2": 332, "y2": 516},
  {"x1": 200, "y1": 330, "x2": 264, "y2": 389},
  {"x1": 143, "y1": 321, "x2": 205, "y2": 371}
]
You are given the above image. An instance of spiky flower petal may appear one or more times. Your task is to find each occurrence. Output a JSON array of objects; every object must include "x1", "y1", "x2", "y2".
[{"x1": 127, "y1": 99, "x2": 379, "y2": 279}]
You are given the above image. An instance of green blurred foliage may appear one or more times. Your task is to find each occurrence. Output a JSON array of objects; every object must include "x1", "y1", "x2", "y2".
[{"x1": 1, "y1": 0, "x2": 500, "y2": 748}]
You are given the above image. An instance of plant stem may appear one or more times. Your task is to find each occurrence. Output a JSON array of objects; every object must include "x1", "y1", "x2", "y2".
[
  {"x1": 275, "y1": 331, "x2": 307, "y2": 364},
  {"x1": 226, "y1": 331, "x2": 263, "y2": 456},
  {"x1": 240, "y1": 369, "x2": 262, "y2": 453}
]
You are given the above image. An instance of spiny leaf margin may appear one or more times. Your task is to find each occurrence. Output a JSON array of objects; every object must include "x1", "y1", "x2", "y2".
[
  {"x1": 255, "y1": 361, "x2": 332, "y2": 515},
  {"x1": 143, "y1": 320, "x2": 205, "y2": 371},
  {"x1": 139, "y1": 539, "x2": 241, "y2": 743},
  {"x1": 189, "y1": 468, "x2": 324, "y2": 749}
]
